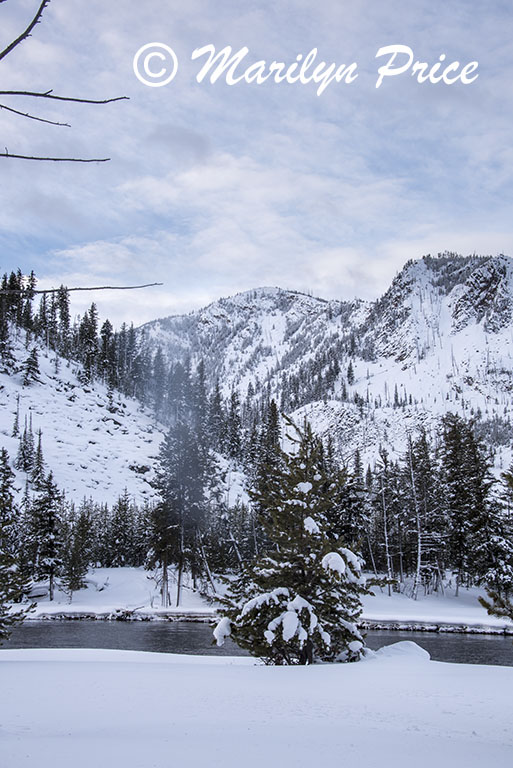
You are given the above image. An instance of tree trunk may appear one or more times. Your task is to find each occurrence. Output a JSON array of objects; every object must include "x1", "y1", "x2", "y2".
[
  {"x1": 176, "y1": 522, "x2": 184, "y2": 607},
  {"x1": 198, "y1": 532, "x2": 216, "y2": 595},
  {"x1": 228, "y1": 528, "x2": 244, "y2": 569},
  {"x1": 365, "y1": 528, "x2": 382, "y2": 592},
  {"x1": 408, "y1": 442, "x2": 422, "y2": 601},
  {"x1": 381, "y1": 479, "x2": 393, "y2": 597},
  {"x1": 161, "y1": 555, "x2": 169, "y2": 608},
  {"x1": 299, "y1": 639, "x2": 313, "y2": 665}
]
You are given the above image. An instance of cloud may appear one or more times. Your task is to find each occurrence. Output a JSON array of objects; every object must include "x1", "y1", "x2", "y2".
[{"x1": 0, "y1": 0, "x2": 512, "y2": 326}]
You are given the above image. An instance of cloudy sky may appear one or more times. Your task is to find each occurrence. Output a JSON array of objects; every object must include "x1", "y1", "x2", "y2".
[{"x1": 0, "y1": 0, "x2": 512, "y2": 325}]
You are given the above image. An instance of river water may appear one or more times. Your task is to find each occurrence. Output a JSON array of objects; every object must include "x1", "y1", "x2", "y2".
[{"x1": 3, "y1": 620, "x2": 513, "y2": 666}]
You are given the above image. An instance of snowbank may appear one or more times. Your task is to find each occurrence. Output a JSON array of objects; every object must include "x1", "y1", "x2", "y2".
[
  {"x1": 361, "y1": 583, "x2": 513, "y2": 632},
  {"x1": 1, "y1": 644, "x2": 512, "y2": 768},
  {"x1": 26, "y1": 567, "x2": 513, "y2": 633},
  {"x1": 28, "y1": 567, "x2": 215, "y2": 620}
]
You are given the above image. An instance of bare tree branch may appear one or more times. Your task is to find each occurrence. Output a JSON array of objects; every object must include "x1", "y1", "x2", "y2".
[
  {"x1": 0, "y1": 283, "x2": 164, "y2": 295},
  {"x1": 0, "y1": 4, "x2": 128, "y2": 161},
  {"x1": 0, "y1": 150, "x2": 110, "y2": 162},
  {"x1": 0, "y1": 0, "x2": 51, "y2": 63},
  {"x1": 0, "y1": 102, "x2": 70, "y2": 127},
  {"x1": 0, "y1": 90, "x2": 129, "y2": 105}
]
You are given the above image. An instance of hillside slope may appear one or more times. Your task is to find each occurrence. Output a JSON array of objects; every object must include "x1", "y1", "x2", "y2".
[{"x1": 0, "y1": 338, "x2": 165, "y2": 504}]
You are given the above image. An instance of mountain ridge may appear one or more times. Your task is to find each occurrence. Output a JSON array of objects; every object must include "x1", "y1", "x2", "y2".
[{"x1": 140, "y1": 252, "x2": 513, "y2": 468}]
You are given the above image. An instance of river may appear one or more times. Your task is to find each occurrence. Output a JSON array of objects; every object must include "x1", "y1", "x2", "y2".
[{"x1": 3, "y1": 620, "x2": 513, "y2": 666}]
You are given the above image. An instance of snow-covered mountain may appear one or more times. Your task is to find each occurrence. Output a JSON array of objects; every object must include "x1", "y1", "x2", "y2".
[
  {"x1": 142, "y1": 253, "x2": 513, "y2": 468},
  {"x1": 0, "y1": 338, "x2": 165, "y2": 504},
  {"x1": 2, "y1": 252, "x2": 512, "y2": 503}
]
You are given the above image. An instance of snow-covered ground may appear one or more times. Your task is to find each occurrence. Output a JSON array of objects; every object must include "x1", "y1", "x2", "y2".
[
  {"x1": 0, "y1": 341, "x2": 165, "y2": 505},
  {"x1": 361, "y1": 583, "x2": 513, "y2": 631},
  {"x1": 1, "y1": 643, "x2": 512, "y2": 768},
  {"x1": 25, "y1": 567, "x2": 513, "y2": 632},
  {"x1": 28, "y1": 567, "x2": 214, "y2": 618}
]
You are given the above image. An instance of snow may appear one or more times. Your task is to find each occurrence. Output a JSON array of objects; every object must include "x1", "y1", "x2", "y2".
[
  {"x1": 26, "y1": 567, "x2": 215, "y2": 619},
  {"x1": 213, "y1": 616, "x2": 231, "y2": 646},
  {"x1": 22, "y1": 567, "x2": 513, "y2": 632},
  {"x1": 263, "y1": 596, "x2": 322, "y2": 646},
  {"x1": 240, "y1": 587, "x2": 290, "y2": 618},
  {"x1": 296, "y1": 481, "x2": 312, "y2": 494},
  {"x1": 303, "y1": 516, "x2": 320, "y2": 534},
  {"x1": 321, "y1": 551, "x2": 346, "y2": 575},
  {"x1": 144, "y1": 257, "x2": 513, "y2": 472},
  {"x1": 1, "y1": 644, "x2": 512, "y2": 768},
  {"x1": 361, "y1": 582, "x2": 513, "y2": 631},
  {"x1": 0, "y1": 341, "x2": 165, "y2": 505},
  {"x1": 281, "y1": 609, "x2": 299, "y2": 641}
]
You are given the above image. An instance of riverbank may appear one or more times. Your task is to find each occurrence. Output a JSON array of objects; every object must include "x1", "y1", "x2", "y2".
[
  {"x1": 1, "y1": 643, "x2": 512, "y2": 768},
  {"x1": 22, "y1": 567, "x2": 513, "y2": 634}
]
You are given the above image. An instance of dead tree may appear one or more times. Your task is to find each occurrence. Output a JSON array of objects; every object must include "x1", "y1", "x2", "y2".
[{"x1": 0, "y1": 0, "x2": 127, "y2": 162}]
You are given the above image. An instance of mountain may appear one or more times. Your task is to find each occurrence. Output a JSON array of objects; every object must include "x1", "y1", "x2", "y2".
[
  {"x1": 0, "y1": 337, "x2": 165, "y2": 505},
  {"x1": 141, "y1": 253, "x2": 513, "y2": 469},
  {"x1": 2, "y1": 252, "x2": 512, "y2": 504}
]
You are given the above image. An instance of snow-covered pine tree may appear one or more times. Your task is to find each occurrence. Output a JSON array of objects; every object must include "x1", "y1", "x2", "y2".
[
  {"x1": 0, "y1": 449, "x2": 18, "y2": 558},
  {"x1": 104, "y1": 489, "x2": 136, "y2": 567},
  {"x1": 214, "y1": 419, "x2": 368, "y2": 665},
  {"x1": 227, "y1": 390, "x2": 242, "y2": 462},
  {"x1": 31, "y1": 429, "x2": 46, "y2": 489},
  {"x1": 15, "y1": 416, "x2": 35, "y2": 473},
  {"x1": 440, "y1": 413, "x2": 472, "y2": 596},
  {"x1": 463, "y1": 428, "x2": 513, "y2": 593},
  {"x1": 61, "y1": 504, "x2": 93, "y2": 600},
  {"x1": 347, "y1": 360, "x2": 355, "y2": 386},
  {"x1": 11, "y1": 394, "x2": 20, "y2": 437},
  {"x1": 0, "y1": 449, "x2": 31, "y2": 641},
  {"x1": 22, "y1": 347, "x2": 40, "y2": 386},
  {"x1": 0, "y1": 294, "x2": 15, "y2": 372},
  {"x1": 31, "y1": 472, "x2": 64, "y2": 601}
]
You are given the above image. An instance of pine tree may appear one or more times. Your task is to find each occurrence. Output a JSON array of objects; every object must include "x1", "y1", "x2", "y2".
[
  {"x1": 152, "y1": 347, "x2": 167, "y2": 417},
  {"x1": 206, "y1": 380, "x2": 226, "y2": 451},
  {"x1": 105, "y1": 490, "x2": 136, "y2": 567},
  {"x1": 31, "y1": 429, "x2": 46, "y2": 489},
  {"x1": 0, "y1": 449, "x2": 31, "y2": 641},
  {"x1": 22, "y1": 347, "x2": 40, "y2": 386},
  {"x1": 347, "y1": 360, "x2": 355, "y2": 386},
  {"x1": 146, "y1": 501, "x2": 176, "y2": 608},
  {"x1": 251, "y1": 400, "x2": 283, "y2": 554},
  {"x1": 78, "y1": 304, "x2": 99, "y2": 382},
  {"x1": 15, "y1": 416, "x2": 35, "y2": 473},
  {"x1": 0, "y1": 293, "x2": 15, "y2": 370},
  {"x1": 215, "y1": 420, "x2": 368, "y2": 664},
  {"x1": 61, "y1": 504, "x2": 93, "y2": 599},
  {"x1": 472, "y1": 463, "x2": 513, "y2": 598},
  {"x1": 440, "y1": 414, "x2": 472, "y2": 595},
  {"x1": 227, "y1": 390, "x2": 242, "y2": 461},
  {"x1": 153, "y1": 421, "x2": 207, "y2": 606},
  {"x1": 0, "y1": 449, "x2": 18, "y2": 558},
  {"x1": 31, "y1": 473, "x2": 64, "y2": 601},
  {"x1": 11, "y1": 394, "x2": 20, "y2": 437},
  {"x1": 479, "y1": 590, "x2": 513, "y2": 624},
  {"x1": 57, "y1": 285, "x2": 71, "y2": 357}
]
